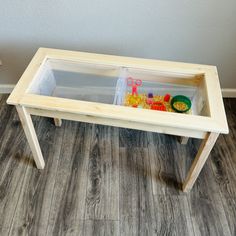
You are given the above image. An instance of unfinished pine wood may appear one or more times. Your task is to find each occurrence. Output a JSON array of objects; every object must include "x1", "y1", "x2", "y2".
[
  {"x1": 18, "y1": 93, "x2": 226, "y2": 135},
  {"x1": 16, "y1": 106, "x2": 45, "y2": 169},
  {"x1": 26, "y1": 105, "x2": 207, "y2": 139},
  {"x1": 183, "y1": 132, "x2": 219, "y2": 192},
  {"x1": 53, "y1": 118, "x2": 62, "y2": 127},
  {"x1": 179, "y1": 136, "x2": 189, "y2": 145},
  {"x1": 182, "y1": 138, "x2": 221, "y2": 197},
  {"x1": 7, "y1": 47, "x2": 228, "y2": 135},
  {"x1": 6, "y1": 48, "x2": 228, "y2": 192}
]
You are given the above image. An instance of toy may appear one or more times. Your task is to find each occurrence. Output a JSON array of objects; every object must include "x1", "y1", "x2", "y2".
[
  {"x1": 171, "y1": 95, "x2": 191, "y2": 113},
  {"x1": 124, "y1": 91, "x2": 192, "y2": 114},
  {"x1": 127, "y1": 77, "x2": 142, "y2": 96},
  {"x1": 164, "y1": 93, "x2": 171, "y2": 102},
  {"x1": 146, "y1": 98, "x2": 153, "y2": 105},
  {"x1": 151, "y1": 102, "x2": 166, "y2": 111},
  {"x1": 146, "y1": 92, "x2": 154, "y2": 104},
  {"x1": 148, "y1": 92, "x2": 153, "y2": 98}
]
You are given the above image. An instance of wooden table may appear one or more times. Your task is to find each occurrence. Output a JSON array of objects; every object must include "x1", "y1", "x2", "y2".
[{"x1": 7, "y1": 48, "x2": 228, "y2": 192}]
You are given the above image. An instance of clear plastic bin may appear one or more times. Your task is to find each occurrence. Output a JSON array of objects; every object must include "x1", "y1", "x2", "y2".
[
  {"x1": 27, "y1": 58, "x2": 119, "y2": 104},
  {"x1": 27, "y1": 58, "x2": 208, "y2": 116},
  {"x1": 113, "y1": 68, "x2": 206, "y2": 116}
]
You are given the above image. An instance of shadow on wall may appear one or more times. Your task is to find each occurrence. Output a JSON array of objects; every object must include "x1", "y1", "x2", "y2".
[{"x1": 0, "y1": 42, "x2": 36, "y2": 84}]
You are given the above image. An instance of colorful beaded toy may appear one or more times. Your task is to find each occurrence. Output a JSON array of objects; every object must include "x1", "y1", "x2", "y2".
[
  {"x1": 124, "y1": 78, "x2": 191, "y2": 113},
  {"x1": 124, "y1": 93, "x2": 191, "y2": 114}
]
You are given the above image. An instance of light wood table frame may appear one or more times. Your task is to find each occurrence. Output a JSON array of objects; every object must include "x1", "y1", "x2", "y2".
[{"x1": 7, "y1": 48, "x2": 228, "y2": 192}]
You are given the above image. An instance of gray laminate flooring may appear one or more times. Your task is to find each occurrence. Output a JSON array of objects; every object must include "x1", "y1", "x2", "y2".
[{"x1": 0, "y1": 94, "x2": 236, "y2": 236}]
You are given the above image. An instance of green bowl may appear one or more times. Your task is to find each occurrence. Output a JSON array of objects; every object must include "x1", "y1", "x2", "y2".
[{"x1": 171, "y1": 95, "x2": 192, "y2": 113}]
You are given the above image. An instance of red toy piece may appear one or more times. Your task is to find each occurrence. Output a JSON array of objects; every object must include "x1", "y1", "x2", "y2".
[
  {"x1": 132, "y1": 85, "x2": 138, "y2": 96},
  {"x1": 164, "y1": 93, "x2": 171, "y2": 102},
  {"x1": 151, "y1": 102, "x2": 166, "y2": 111}
]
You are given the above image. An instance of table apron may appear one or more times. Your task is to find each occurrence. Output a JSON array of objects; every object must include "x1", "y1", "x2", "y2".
[{"x1": 26, "y1": 107, "x2": 207, "y2": 139}]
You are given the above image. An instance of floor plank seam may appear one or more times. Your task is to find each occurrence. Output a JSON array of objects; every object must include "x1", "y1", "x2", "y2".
[
  {"x1": 186, "y1": 195, "x2": 197, "y2": 236},
  {"x1": 222, "y1": 135, "x2": 236, "y2": 177},
  {"x1": 45, "y1": 126, "x2": 66, "y2": 236},
  {"x1": 7, "y1": 153, "x2": 30, "y2": 235},
  {"x1": 209, "y1": 156, "x2": 233, "y2": 235},
  {"x1": 81, "y1": 124, "x2": 93, "y2": 224}
]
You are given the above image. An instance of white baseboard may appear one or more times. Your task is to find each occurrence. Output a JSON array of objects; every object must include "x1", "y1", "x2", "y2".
[
  {"x1": 221, "y1": 88, "x2": 236, "y2": 98},
  {"x1": 0, "y1": 84, "x2": 236, "y2": 98},
  {"x1": 0, "y1": 84, "x2": 15, "y2": 94}
]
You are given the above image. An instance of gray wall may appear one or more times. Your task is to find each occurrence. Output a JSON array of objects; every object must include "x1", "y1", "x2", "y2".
[{"x1": 1, "y1": 0, "x2": 236, "y2": 88}]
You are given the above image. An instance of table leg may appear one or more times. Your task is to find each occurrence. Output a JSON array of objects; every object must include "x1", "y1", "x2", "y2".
[
  {"x1": 182, "y1": 132, "x2": 219, "y2": 192},
  {"x1": 54, "y1": 118, "x2": 62, "y2": 127},
  {"x1": 16, "y1": 106, "x2": 45, "y2": 169},
  {"x1": 179, "y1": 136, "x2": 189, "y2": 145}
]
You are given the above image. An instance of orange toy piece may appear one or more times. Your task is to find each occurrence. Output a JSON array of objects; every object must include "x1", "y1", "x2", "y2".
[{"x1": 151, "y1": 102, "x2": 166, "y2": 111}]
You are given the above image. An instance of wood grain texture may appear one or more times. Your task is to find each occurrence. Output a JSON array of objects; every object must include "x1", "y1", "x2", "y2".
[
  {"x1": 0, "y1": 104, "x2": 16, "y2": 178},
  {"x1": 147, "y1": 133, "x2": 183, "y2": 195},
  {"x1": 182, "y1": 138, "x2": 220, "y2": 198},
  {"x1": 119, "y1": 128, "x2": 148, "y2": 148},
  {"x1": 0, "y1": 96, "x2": 37, "y2": 235},
  {"x1": 153, "y1": 195, "x2": 194, "y2": 236},
  {"x1": 7, "y1": 47, "x2": 229, "y2": 139},
  {"x1": 220, "y1": 197, "x2": 236, "y2": 235},
  {"x1": 46, "y1": 121, "x2": 92, "y2": 235},
  {"x1": 183, "y1": 132, "x2": 219, "y2": 192},
  {"x1": 8, "y1": 117, "x2": 64, "y2": 236},
  {"x1": 54, "y1": 118, "x2": 62, "y2": 127},
  {"x1": 82, "y1": 220, "x2": 119, "y2": 236},
  {"x1": 187, "y1": 194, "x2": 231, "y2": 236},
  {"x1": 119, "y1": 147, "x2": 157, "y2": 236},
  {"x1": 210, "y1": 134, "x2": 236, "y2": 197},
  {"x1": 85, "y1": 125, "x2": 119, "y2": 220},
  {"x1": 0, "y1": 127, "x2": 30, "y2": 235},
  {"x1": 0, "y1": 96, "x2": 235, "y2": 236},
  {"x1": 16, "y1": 106, "x2": 45, "y2": 169},
  {"x1": 210, "y1": 99, "x2": 236, "y2": 197},
  {"x1": 179, "y1": 136, "x2": 189, "y2": 145}
]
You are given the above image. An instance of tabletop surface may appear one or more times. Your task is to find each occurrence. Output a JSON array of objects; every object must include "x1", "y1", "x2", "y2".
[{"x1": 7, "y1": 48, "x2": 229, "y2": 134}]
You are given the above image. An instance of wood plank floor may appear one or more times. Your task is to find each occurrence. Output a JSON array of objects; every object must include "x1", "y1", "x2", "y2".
[{"x1": 0, "y1": 94, "x2": 236, "y2": 236}]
